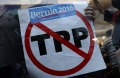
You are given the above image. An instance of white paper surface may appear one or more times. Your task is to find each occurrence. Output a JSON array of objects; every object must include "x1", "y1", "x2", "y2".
[{"x1": 18, "y1": 1, "x2": 106, "y2": 78}]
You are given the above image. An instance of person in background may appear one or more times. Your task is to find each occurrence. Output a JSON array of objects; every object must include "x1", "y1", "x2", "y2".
[
  {"x1": 101, "y1": 29, "x2": 120, "y2": 78},
  {"x1": 0, "y1": 5, "x2": 29, "y2": 78},
  {"x1": 86, "y1": 0, "x2": 120, "y2": 78}
]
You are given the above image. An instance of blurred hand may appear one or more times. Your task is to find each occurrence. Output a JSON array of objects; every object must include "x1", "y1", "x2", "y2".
[{"x1": 84, "y1": 5, "x2": 96, "y2": 21}]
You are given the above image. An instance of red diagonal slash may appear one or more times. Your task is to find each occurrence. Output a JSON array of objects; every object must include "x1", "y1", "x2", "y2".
[{"x1": 34, "y1": 22, "x2": 88, "y2": 58}]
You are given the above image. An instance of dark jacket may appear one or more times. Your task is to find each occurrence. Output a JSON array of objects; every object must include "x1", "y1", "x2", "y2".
[{"x1": 0, "y1": 6, "x2": 24, "y2": 67}]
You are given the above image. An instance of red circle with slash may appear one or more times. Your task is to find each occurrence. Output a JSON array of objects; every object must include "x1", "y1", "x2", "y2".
[{"x1": 24, "y1": 11, "x2": 94, "y2": 76}]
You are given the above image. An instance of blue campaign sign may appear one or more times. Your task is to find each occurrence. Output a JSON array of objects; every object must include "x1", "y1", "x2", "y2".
[{"x1": 29, "y1": 4, "x2": 76, "y2": 23}]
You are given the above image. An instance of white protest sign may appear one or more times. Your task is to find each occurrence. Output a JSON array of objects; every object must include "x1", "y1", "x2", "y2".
[{"x1": 18, "y1": 1, "x2": 106, "y2": 78}]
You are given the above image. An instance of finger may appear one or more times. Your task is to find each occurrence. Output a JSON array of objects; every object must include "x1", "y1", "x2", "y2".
[
  {"x1": 84, "y1": 5, "x2": 94, "y2": 11},
  {"x1": 85, "y1": 15, "x2": 96, "y2": 20},
  {"x1": 84, "y1": 7, "x2": 94, "y2": 11},
  {"x1": 85, "y1": 11, "x2": 95, "y2": 16}
]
